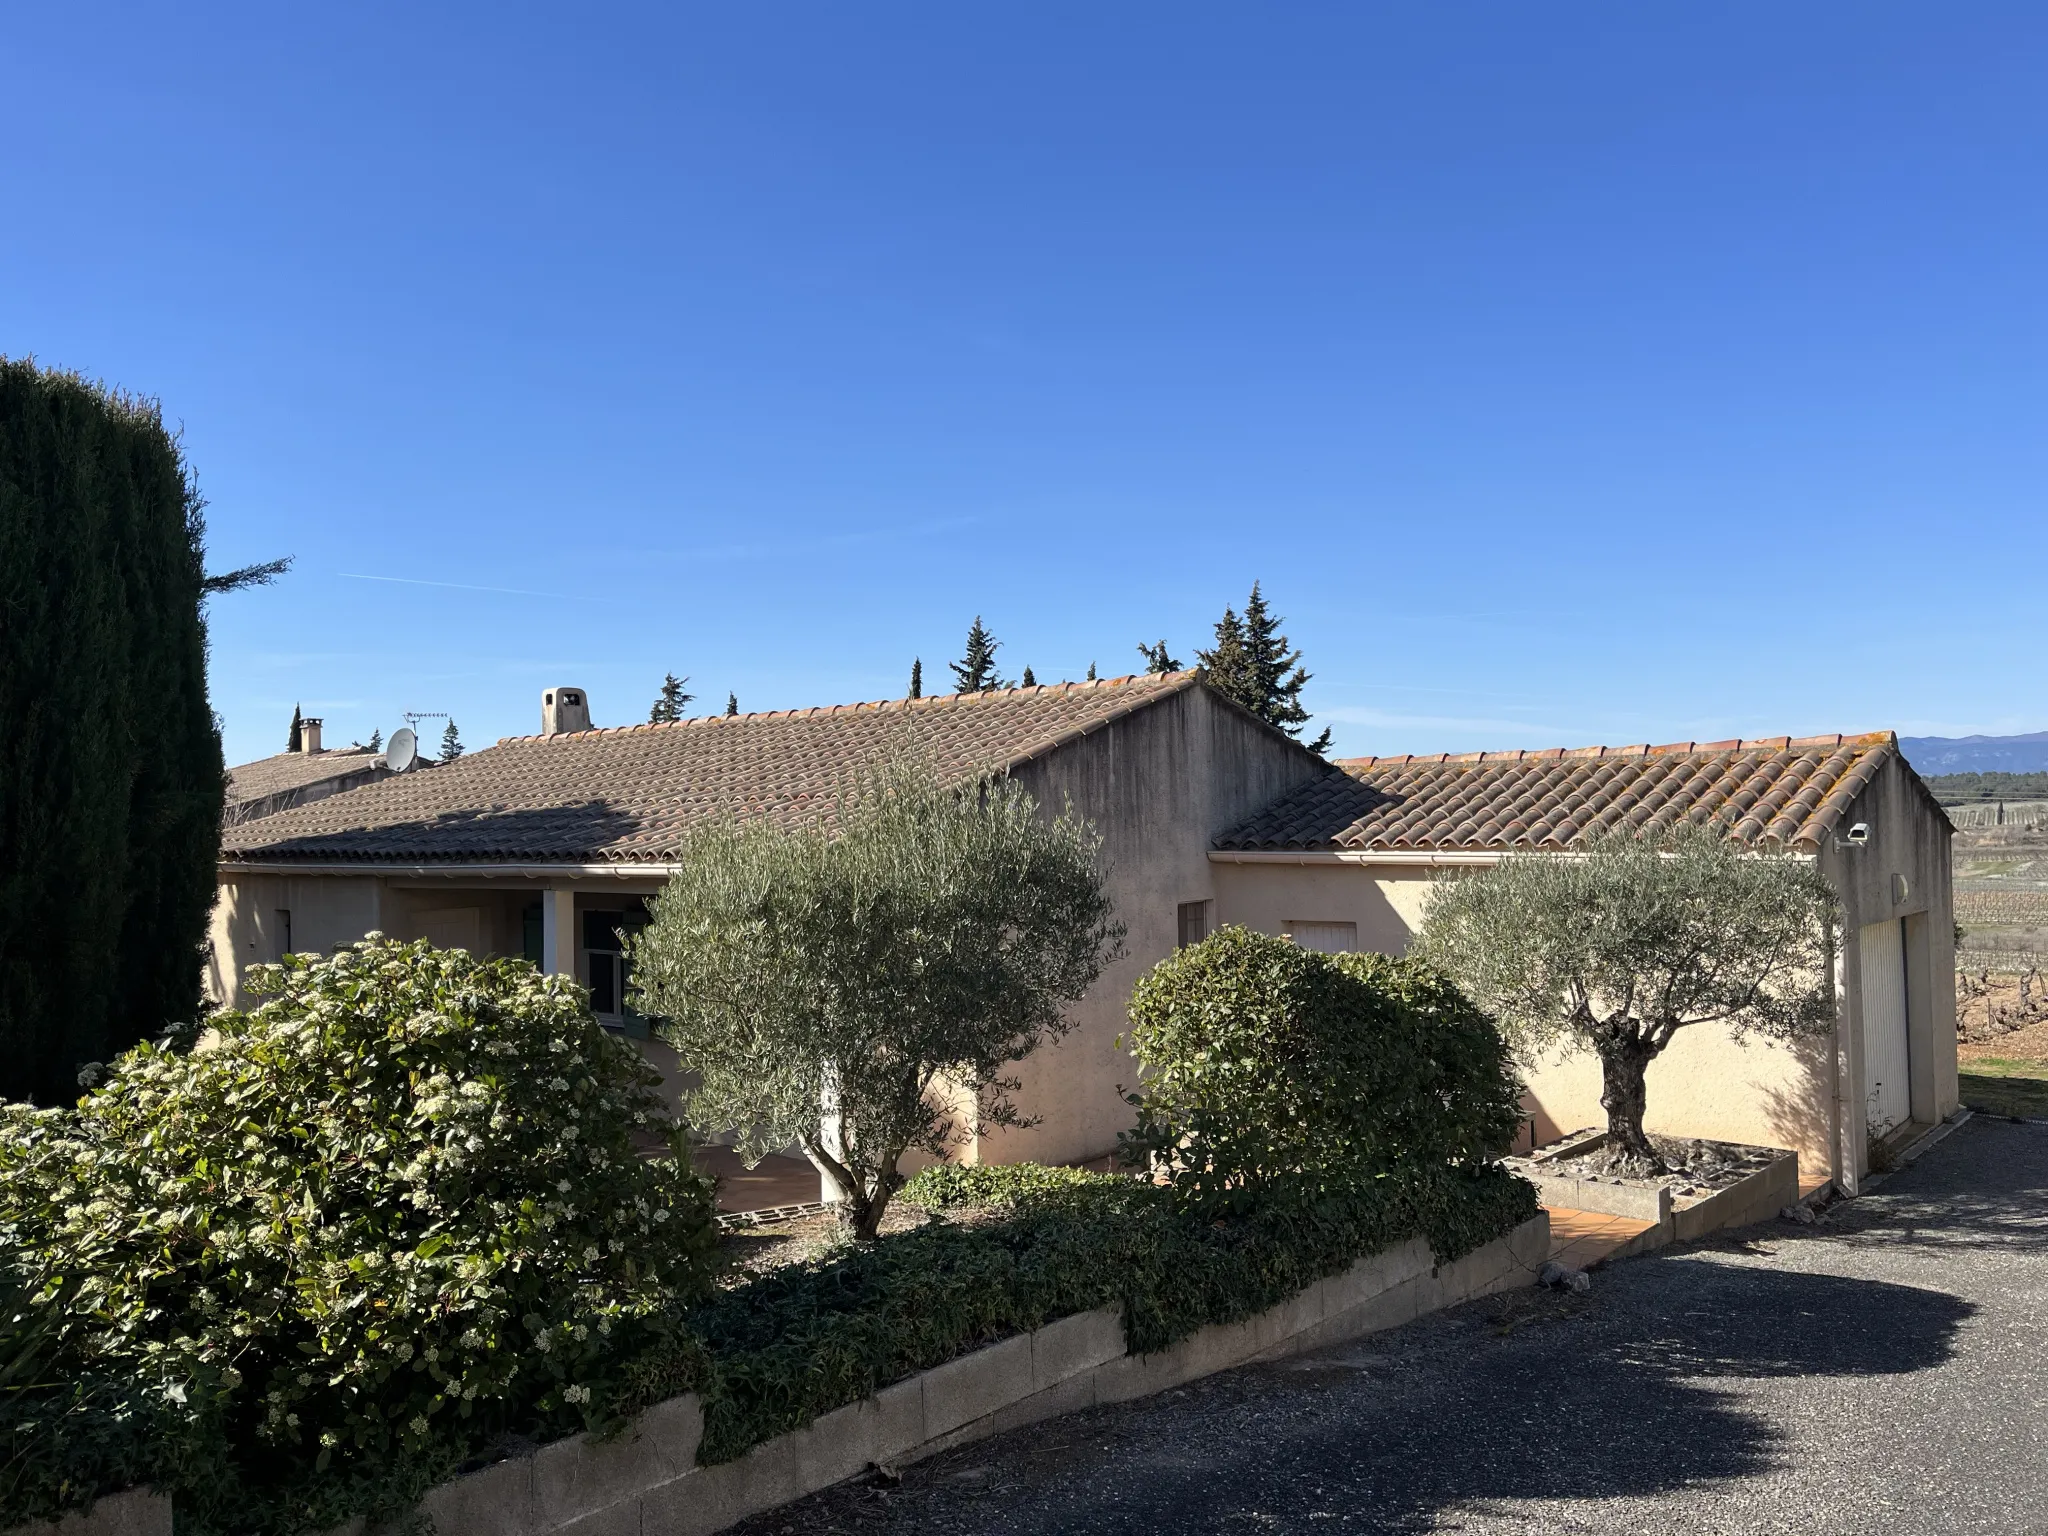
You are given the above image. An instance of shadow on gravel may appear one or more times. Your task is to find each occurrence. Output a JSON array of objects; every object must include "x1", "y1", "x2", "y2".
[{"x1": 731, "y1": 1264, "x2": 1974, "y2": 1536}]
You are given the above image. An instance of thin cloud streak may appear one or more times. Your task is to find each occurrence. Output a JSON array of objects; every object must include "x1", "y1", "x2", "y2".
[{"x1": 337, "y1": 572, "x2": 575, "y2": 601}]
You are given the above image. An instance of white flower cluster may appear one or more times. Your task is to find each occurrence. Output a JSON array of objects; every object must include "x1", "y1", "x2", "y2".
[{"x1": 0, "y1": 934, "x2": 714, "y2": 1471}]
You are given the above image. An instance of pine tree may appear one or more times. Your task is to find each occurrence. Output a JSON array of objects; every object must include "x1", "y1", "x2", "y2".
[
  {"x1": 287, "y1": 704, "x2": 303, "y2": 752},
  {"x1": 1197, "y1": 582, "x2": 1330, "y2": 754},
  {"x1": 909, "y1": 659, "x2": 922, "y2": 699},
  {"x1": 949, "y1": 618, "x2": 1005, "y2": 693},
  {"x1": 0, "y1": 359, "x2": 227, "y2": 1102},
  {"x1": 440, "y1": 719, "x2": 464, "y2": 762},
  {"x1": 649, "y1": 673, "x2": 693, "y2": 724},
  {"x1": 1136, "y1": 640, "x2": 1181, "y2": 674},
  {"x1": 367, "y1": 728, "x2": 382, "y2": 752},
  {"x1": 726, "y1": 692, "x2": 739, "y2": 716},
  {"x1": 1086, "y1": 662, "x2": 1097, "y2": 681},
  {"x1": 1021, "y1": 666, "x2": 1037, "y2": 688}
]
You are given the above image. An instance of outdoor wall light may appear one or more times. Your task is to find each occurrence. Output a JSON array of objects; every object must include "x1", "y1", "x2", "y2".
[{"x1": 1838, "y1": 822, "x2": 1871, "y2": 850}]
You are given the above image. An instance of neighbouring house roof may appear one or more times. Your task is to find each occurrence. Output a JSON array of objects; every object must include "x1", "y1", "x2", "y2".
[
  {"x1": 1216, "y1": 732, "x2": 1924, "y2": 855},
  {"x1": 227, "y1": 748, "x2": 386, "y2": 807},
  {"x1": 220, "y1": 672, "x2": 1207, "y2": 866}
]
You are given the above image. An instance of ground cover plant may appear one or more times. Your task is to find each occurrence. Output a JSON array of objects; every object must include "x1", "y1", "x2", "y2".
[
  {"x1": 0, "y1": 938, "x2": 717, "y2": 1534},
  {"x1": 633, "y1": 748, "x2": 1123, "y2": 1240},
  {"x1": 1413, "y1": 825, "x2": 1839, "y2": 1172},
  {"x1": 623, "y1": 1157, "x2": 1533, "y2": 1466}
]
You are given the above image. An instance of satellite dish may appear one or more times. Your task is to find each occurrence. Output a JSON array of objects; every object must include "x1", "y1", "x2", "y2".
[{"x1": 385, "y1": 727, "x2": 417, "y2": 773}]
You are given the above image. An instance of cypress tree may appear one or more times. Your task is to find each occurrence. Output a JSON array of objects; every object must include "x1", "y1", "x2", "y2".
[
  {"x1": 1020, "y1": 666, "x2": 1037, "y2": 688},
  {"x1": 1197, "y1": 581, "x2": 1330, "y2": 754},
  {"x1": 367, "y1": 728, "x2": 382, "y2": 752},
  {"x1": 1136, "y1": 640, "x2": 1181, "y2": 674},
  {"x1": 949, "y1": 618, "x2": 1005, "y2": 693},
  {"x1": 649, "y1": 673, "x2": 693, "y2": 724},
  {"x1": 0, "y1": 359, "x2": 227, "y2": 1102},
  {"x1": 726, "y1": 692, "x2": 739, "y2": 717},
  {"x1": 287, "y1": 703, "x2": 303, "y2": 752},
  {"x1": 909, "y1": 659, "x2": 922, "y2": 699},
  {"x1": 1086, "y1": 662, "x2": 1097, "y2": 681},
  {"x1": 440, "y1": 720, "x2": 464, "y2": 762}
]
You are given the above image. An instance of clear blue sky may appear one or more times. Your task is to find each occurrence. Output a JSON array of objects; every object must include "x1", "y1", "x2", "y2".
[{"x1": 7, "y1": 5, "x2": 2045, "y2": 767}]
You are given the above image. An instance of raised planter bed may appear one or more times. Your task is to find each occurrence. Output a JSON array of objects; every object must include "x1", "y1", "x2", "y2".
[
  {"x1": 24, "y1": 1218, "x2": 1552, "y2": 1536},
  {"x1": 347, "y1": 1214, "x2": 1548, "y2": 1536},
  {"x1": 1510, "y1": 1130, "x2": 1799, "y2": 1255}
]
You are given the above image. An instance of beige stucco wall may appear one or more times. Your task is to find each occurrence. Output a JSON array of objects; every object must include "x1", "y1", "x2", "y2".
[
  {"x1": 982, "y1": 688, "x2": 1328, "y2": 1165},
  {"x1": 1210, "y1": 861, "x2": 1432, "y2": 952}
]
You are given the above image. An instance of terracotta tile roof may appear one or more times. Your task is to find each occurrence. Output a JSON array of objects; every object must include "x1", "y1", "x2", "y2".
[
  {"x1": 227, "y1": 747, "x2": 385, "y2": 805},
  {"x1": 221, "y1": 672, "x2": 1202, "y2": 866},
  {"x1": 1215, "y1": 733, "x2": 1903, "y2": 854}
]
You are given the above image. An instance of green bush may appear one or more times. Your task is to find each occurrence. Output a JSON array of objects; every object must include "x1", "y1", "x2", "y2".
[
  {"x1": 1119, "y1": 928, "x2": 1525, "y2": 1211},
  {"x1": 0, "y1": 937, "x2": 718, "y2": 1533},
  {"x1": 633, "y1": 1162, "x2": 1534, "y2": 1465},
  {"x1": 897, "y1": 1160, "x2": 1109, "y2": 1211}
]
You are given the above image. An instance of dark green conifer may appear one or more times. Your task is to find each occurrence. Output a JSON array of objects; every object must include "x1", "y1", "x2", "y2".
[
  {"x1": 909, "y1": 659, "x2": 922, "y2": 699},
  {"x1": 726, "y1": 692, "x2": 739, "y2": 716},
  {"x1": 439, "y1": 719, "x2": 464, "y2": 762},
  {"x1": 0, "y1": 359, "x2": 228, "y2": 1101},
  {"x1": 287, "y1": 704, "x2": 303, "y2": 752},
  {"x1": 1197, "y1": 581, "x2": 1330, "y2": 754},
  {"x1": 1086, "y1": 661, "x2": 1097, "y2": 681},
  {"x1": 1021, "y1": 666, "x2": 1037, "y2": 688},
  {"x1": 649, "y1": 673, "x2": 693, "y2": 724},
  {"x1": 367, "y1": 728, "x2": 382, "y2": 752},
  {"x1": 1136, "y1": 640, "x2": 1181, "y2": 674},
  {"x1": 949, "y1": 618, "x2": 1005, "y2": 693}
]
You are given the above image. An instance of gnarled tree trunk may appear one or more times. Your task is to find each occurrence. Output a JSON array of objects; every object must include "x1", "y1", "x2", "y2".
[{"x1": 1596, "y1": 1035, "x2": 1665, "y2": 1172}]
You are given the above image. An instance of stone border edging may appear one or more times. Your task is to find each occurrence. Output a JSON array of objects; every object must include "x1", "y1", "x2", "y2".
[{"x1": 398, "y1": 1213, "x2": 1550, "y2": 1536}]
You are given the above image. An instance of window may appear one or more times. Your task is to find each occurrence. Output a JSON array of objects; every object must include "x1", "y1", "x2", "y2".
[
  {"x1": 1177, "y1": 900, "x2": 1214, "y2": 948},
  {"x1": 582, "y1": 907, "x2": 652, "y2": 1026},
  {"x1": 1284, "y1": 920, "x2": 1357, "y2": 954}
]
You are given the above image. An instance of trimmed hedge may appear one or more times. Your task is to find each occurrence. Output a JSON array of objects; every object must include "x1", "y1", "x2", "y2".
[
  {"x1": 1120, "y1": 928, "x2": 1525, "y2": 1211},
  {"x1": 625, "y1": 1160, "x2": 1535, "y2": 1465}
]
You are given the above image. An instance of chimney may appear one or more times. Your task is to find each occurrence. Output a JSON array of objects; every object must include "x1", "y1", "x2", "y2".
[
  {"x1": 300, "y1": 718, "x2": 323, "y2": 754},
  {"x1": 541, "y1": 688, "x2": 592, "y2": 735}
]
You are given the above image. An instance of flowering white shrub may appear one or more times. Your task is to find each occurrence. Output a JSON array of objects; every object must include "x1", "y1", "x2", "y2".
[{"x1": 0, "y1": 937, "x2": 716, "y2": 1524}]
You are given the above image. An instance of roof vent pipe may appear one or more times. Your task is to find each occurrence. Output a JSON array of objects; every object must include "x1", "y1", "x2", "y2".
[{"x1": 542, "y1": 688, "x2": 591, "y2": 735}]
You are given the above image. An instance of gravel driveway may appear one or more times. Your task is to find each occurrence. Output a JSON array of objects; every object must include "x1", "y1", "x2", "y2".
[{"x1": 723, "y1": 1116, "x2": 2048, "y2": 1535}]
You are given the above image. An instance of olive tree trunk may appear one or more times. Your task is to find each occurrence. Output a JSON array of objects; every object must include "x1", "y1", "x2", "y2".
[{"x1": 1596, "y1": 1036, "x2": 1665, "y2": 1172}]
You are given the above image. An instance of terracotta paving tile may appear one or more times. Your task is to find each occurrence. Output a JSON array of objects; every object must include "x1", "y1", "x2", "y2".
[{"x1": 1543, "y1": 1205, "x2": 1656, "y2": 1268}]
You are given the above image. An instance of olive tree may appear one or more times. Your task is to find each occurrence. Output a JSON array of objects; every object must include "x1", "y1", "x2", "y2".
[
  {"x1": 631, "y1": 751, "x2": 1124, "y2": 1239},
  {"x1": 1411, "y1": 825, "x2": 1837, "y2": 1172}
]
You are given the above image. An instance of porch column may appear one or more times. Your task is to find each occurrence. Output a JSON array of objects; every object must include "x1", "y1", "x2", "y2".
[{"x1": 539, "y1": 887, "x2": 577, "y2": 978}]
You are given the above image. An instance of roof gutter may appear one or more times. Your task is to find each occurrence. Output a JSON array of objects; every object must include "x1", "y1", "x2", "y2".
[
  {"x1": 1207, "y1": 849, "x2": 1506, "y2": 867},
  {"x1": 218, "y1": 861, "x2": 684, "y2": 880},
  {"x1": 1207, "y1": 846, "x2": 1819, "y2": 866}
]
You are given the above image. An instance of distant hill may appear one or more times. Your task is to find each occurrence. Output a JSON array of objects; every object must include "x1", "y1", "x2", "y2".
[
  {"x1": 1921, "y1": 771, "x2": 2048, "y2": 806},
  {"x1": 1900, "y1": 732, "x2": 2048, "y2": 777}
]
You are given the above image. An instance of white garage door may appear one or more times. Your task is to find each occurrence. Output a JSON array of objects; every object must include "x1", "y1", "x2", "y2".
[{"x1": 1859, "y1": 918, "x2": 1911, "y2": 1137}]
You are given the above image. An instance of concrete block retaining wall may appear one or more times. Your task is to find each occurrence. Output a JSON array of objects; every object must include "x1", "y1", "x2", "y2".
[
  {"x1": 402, "y1": 1214, "x2": 1549, "y2": 1536},
  {"x1": 16, "y1": 1217, "x2": 1549, "y2": 1536}
]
